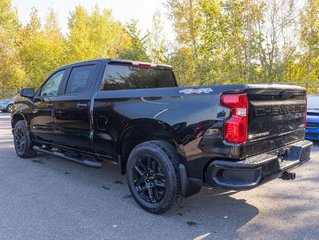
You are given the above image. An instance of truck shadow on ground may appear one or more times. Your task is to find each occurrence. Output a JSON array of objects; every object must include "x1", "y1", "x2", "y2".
[{"x1": 26, "y1": 152, "x2": 259, "y2": 238}]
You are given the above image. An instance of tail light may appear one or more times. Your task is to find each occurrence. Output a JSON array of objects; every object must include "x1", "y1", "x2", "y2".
[{"x1": 221, "y1": 93, "x2": 248, "y2": 144}]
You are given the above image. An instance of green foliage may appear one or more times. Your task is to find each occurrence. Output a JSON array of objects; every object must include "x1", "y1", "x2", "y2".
[
  {"x1": 67, "y1": 5, "x2": 131, "y2": 62},
  {"x1": 165, "y1": 0, "x2": 319, "y2": 93},
  {"x1": 165, "y1": 0, "x2": 202, "y2": 56},
  {"x1": 167, "y1": 47, "x2": 198, "y2": 86},
  {"x1": 118, "y1": 19, "x2": 150, "y2": 62},
  {"x1": 1, "y1": 0, "x2": 319, "y2": 94},
  {"x1": 19, "y1": 8, "x2": 67, "y2": 88},
  {"x1": 0, "y1": 0, "x2": 25, "y2": 93},
  {"x1": 147, "y1": 10, "x2": 167, "y2": 63},
  {"x1": 299, "y1": 0, "x2": 319, "y2": 93}
]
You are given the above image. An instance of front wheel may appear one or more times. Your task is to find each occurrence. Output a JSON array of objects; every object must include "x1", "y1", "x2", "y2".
[
  {"x1": 126, "y1": 140, "x2": 181, "y2": 214},
  {"x1": 13, "y1": 120, "x2": 36, "y2": 158}
]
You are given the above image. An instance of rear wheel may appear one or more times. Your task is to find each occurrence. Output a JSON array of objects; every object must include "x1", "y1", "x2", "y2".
[
  {"x1": 127, "y1": 140, "x2": 181, "y2": 214},
  {"x1": 6, "y1": 104, "x2": 13, "y2": 113},
  {"x1": 13, "y1": 120, "x2": 36, "y2": 158}
]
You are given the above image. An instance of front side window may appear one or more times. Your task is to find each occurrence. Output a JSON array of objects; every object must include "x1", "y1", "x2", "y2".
[
  {"x1": 101, "y1": 64, "x2": 176, "y2": 91},
  {"x1": 41, "y1": 70, "x2": 65, "y2": 97},
  {"x1": 65, "y1": 65, "x2": 96, "y2": 95}
]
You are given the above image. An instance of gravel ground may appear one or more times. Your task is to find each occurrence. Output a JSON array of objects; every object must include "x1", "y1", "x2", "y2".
[{"x1": 0, "y1": 112, "x2": 318, "y2": 240}]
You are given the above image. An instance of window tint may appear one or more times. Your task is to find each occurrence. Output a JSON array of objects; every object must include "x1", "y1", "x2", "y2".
[
  {"x1": 101, "y1": 64, "x2": 175, "y2": 91},
  {"x1": 41, "y1": 70, "x2": 65, "y2": 97},
  {"x1": 65, "y1": 65, "x2": 96, "y2": 94}
]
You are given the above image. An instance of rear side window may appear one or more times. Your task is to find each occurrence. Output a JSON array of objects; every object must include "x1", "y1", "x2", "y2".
[
  {"x1": 101, "y1": 64, "x2": 175, "y2": 91},
  {"x1": 65, "y1": 65, "x2": 96, "y2": 94}
]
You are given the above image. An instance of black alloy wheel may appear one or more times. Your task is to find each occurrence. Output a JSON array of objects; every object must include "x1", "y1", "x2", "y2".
[
  {"x1": 13, "y1": 120, "x2": 36, "y2": 158},
  {"x1": 14, "y1": 125, "x2": 26, "y2": 154},
  {"x1": 133, "y1": 155, "x2": 167, "y2": 203},
  {"x1": 127, "y1": 140, "x2": 181, "y2": 214}
]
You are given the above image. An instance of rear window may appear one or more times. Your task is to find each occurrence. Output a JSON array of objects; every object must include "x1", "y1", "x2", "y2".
[{"x1": 101, "y1": 64, "x2": 176, "y2": 91}]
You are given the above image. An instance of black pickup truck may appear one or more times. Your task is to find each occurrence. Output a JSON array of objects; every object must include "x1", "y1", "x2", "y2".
[{"x1": 12, "y1": 58, "x2": 312, "y2": 214}]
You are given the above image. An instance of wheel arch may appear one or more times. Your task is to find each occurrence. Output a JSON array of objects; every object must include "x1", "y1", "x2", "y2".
[
  {"x1": 118, "y1": 120, "x2": 186, "y2": 174},
  {"x1": 11, "y1": 113, "x2": 27, "y2": 129}
]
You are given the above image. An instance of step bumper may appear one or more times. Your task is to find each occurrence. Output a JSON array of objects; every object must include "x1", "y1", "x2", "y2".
[{"x1": 205, "y1": 140, "x2": 313, "y2": 190}]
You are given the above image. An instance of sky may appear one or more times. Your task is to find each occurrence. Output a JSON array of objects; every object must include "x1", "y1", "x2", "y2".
[{"x1": 11, "y1": 0, "x2": 173, "y2": 39}]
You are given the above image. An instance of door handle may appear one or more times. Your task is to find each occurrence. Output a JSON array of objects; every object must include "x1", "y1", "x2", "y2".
[{"x1": 77, "y1": 103, "x2": 88, "y2": 109}]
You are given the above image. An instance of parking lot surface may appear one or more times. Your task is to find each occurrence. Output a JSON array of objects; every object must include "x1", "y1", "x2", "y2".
[{"x1": 0, "y1": 113, "x2": 318, "y2": 240}]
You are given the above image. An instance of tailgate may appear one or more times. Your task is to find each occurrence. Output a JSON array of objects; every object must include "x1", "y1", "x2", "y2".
[{"x1": 246, "y1": 85, "x2": 306, "y2": 144}]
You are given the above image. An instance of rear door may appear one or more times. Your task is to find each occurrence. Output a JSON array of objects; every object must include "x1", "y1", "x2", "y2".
[
  {"x1": 92, "y1": 62, "x2": 176, "y2": 158},
  {"x1": 53, "y1": 63, "x2": 99, "y2": 152}
]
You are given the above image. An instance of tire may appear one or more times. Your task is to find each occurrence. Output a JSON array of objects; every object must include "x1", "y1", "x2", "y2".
[
  {"x1": 13, "y1": 120, "x2": 36, "y2": 158},
  {"x1": 6, "y1": 104, "x2": 13, "y2": 113},
  {"x1": 126, "y1": 140, "x2": 181, "y2": 214}
]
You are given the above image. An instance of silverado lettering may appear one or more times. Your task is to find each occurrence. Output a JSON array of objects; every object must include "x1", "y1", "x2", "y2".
[
  {"x1": 254, "y1": 104, "x2": 306, "y2": 117},
  {"x1": 11, "y1": 59, "x2": 312, "y2": 214}
]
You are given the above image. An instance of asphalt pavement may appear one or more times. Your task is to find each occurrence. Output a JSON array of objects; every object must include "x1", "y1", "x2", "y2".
[{"x1": 0, "y1": 112, "x2": 318, "y2": 240}]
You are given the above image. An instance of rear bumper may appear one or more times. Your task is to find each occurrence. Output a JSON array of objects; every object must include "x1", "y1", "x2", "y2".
[{"x1": 205, "y1": 140, "x2": 313, "y2": 190}]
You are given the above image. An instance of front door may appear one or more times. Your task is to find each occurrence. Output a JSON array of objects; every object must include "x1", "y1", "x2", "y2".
[{"x1": 29, "y1": 69, "x2": 66, "y2": 143}]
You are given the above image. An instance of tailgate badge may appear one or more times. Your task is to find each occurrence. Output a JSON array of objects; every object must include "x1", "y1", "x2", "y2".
[
  {"x1": 248, "y1": 131, "x2": 270, "y2": 139},
  {"x1": 179, "y1": 88, "x2": 213, "y2": 94}
]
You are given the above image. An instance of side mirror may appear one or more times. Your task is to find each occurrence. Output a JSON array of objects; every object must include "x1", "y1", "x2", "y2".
[{"x1": 20, "y1": 88, "x2": 35, "y2": 98}]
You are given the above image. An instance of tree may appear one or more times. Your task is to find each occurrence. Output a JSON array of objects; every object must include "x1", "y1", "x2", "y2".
[
  {"x1": 167, "y1": 47, "x2": 197, "y2": 86},
  {"x1": 67, "y1": 5, "x2": 131, "y2": 62},
  {"x1": 67, "y1": 6, "x2": 91, "y2": 62},
  {"x1": 118, "y1": 19, "x2": 150, "y2": 62},
  {"x1": 19, "y1": 8, "x2": 67, "y2": 88},
  {"x1": 166, "y1": 0, "x2": 201, "y2": 59},
  {"x1": 1, "y1": 0, "x2": 319, "y2": 94},
  {"x1": 255, "y1": 0, "x2": 300, "y2": 83},
  {"x1": 300, "y1": 0, "x2": 319, "y2": 93},
  {"x1": 0, "y1": 0, "x2": 25, "y2": 96},
  {"x1": 165, "y1": 0, "x2": 202, "y2": 85},
  {"x1": 166, "y1": 0, "x2": 319, "y2": 89},
  {"x1": 147, "y1": 10, "x2": 167, "y2": 63}
]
